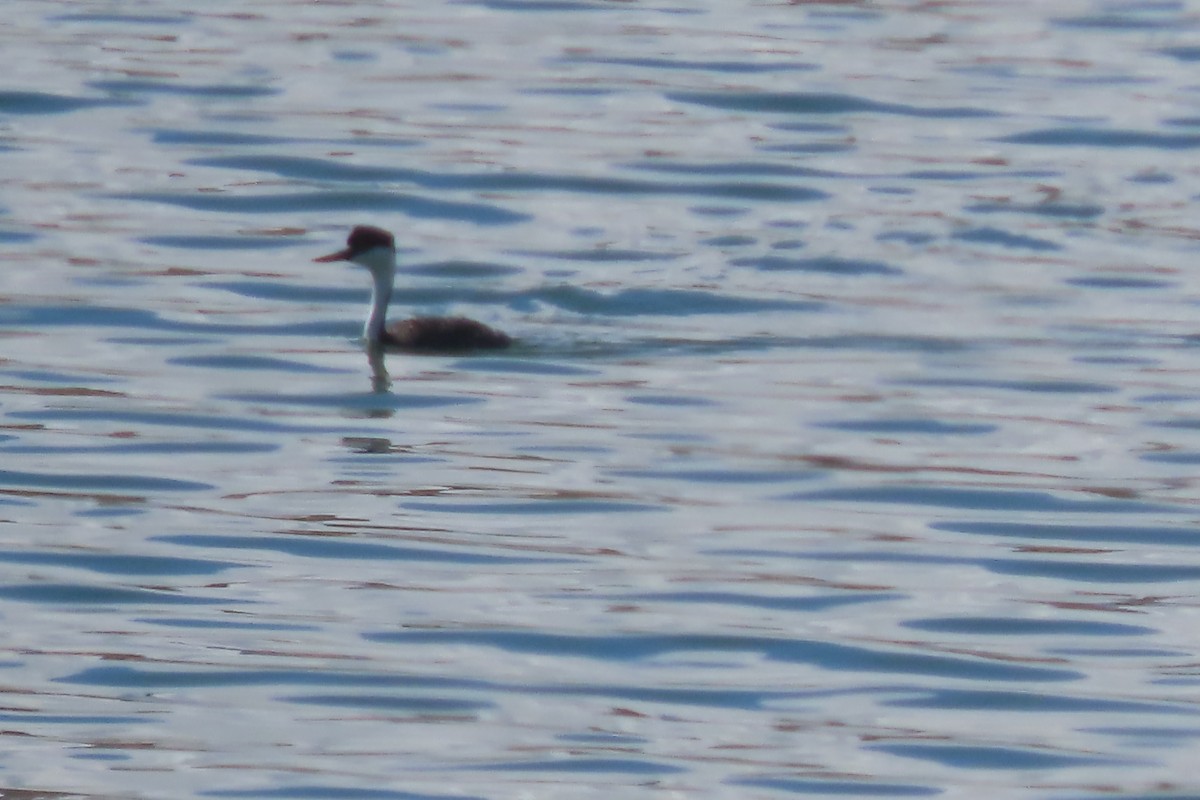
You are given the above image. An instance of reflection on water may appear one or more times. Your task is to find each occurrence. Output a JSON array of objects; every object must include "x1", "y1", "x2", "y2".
[
  {"x1": 3, "y1": 0, "x2": 1200, "y2": 798},
  {"x1": 368, "y1": 343, "x2": 392, "y2": 394}
]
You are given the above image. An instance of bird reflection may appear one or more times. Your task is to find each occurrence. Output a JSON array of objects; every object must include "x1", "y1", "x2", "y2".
[{"x1": 366, "y1": 343, "x2": 391, "y2": 393}]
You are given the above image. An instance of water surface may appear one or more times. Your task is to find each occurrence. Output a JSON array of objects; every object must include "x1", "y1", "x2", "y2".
[{"x1": 3, "y1": 2, "x2": 1200, "y2": 799}]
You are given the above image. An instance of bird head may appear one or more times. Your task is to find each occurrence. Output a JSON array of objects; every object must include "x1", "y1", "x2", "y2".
[{"x1": 315, "y1": 225, "x2": 396, "y2": 278}]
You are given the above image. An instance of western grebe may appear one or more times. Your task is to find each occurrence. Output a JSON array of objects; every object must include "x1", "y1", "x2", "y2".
[{"x1": 315, "y1": 225, "x2": 512, "y2": 352}]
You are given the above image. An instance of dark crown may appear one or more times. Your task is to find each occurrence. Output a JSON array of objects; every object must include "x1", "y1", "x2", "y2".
[{"x1": 346, "y1": 225, "x2": 395, "y2": 254}]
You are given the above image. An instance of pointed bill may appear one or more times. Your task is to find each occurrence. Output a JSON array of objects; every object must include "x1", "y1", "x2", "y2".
[{"x1": 314, "y1": 247, "x2": 353, "y2": 263}]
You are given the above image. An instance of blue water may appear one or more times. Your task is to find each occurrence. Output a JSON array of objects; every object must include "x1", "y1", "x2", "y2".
[{"x1": 3, "y1": 1, "x2": 1200, "y2": 798}]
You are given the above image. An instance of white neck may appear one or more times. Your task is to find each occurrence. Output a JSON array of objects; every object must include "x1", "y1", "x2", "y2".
[
  {"x1": 365, "y1": 270, "x2": 392, "y2": 343},
  {"x1": 355, "y1": 247, "x2": 396, "y2": 344}
]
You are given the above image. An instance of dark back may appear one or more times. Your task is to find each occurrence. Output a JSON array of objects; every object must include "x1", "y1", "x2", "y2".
[{"x1": 384, "y1": 317, "x2": 512, "y2": 352}]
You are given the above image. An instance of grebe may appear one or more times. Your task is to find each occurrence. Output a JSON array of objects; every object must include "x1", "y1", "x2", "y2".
[{"x1": 315, "y1": 225, "x2": 512, "y2": 352}]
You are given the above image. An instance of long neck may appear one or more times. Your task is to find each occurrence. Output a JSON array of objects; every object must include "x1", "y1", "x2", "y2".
[
  {"x1": 354, "y1": 246, "x2": 397, "y2": 344},
  {"x1": 365, "y1": 267, "x2": 393, "y2": 343}
]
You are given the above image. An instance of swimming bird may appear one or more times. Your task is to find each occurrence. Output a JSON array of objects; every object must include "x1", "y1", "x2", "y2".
[{"x1": 315, "y1": 225, "x2": 512, "y2": 352}]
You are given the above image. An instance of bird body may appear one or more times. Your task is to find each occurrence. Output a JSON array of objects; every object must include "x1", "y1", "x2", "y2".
[
  {"x1": 379, "y1": 315, "x2": 512, "y2": 351},
  {"x1": 315, "y1": 225, "x2": 511, "y2": 352}
]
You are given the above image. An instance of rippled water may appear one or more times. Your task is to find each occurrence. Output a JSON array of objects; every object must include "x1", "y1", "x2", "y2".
[{"x1": 4, "y1": 1, "x2": 1200, "y2": 798}]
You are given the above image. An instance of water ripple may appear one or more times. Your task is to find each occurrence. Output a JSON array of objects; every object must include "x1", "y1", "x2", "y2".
[
  {"x1": 903, "y1": 617, "x2": 1154, "y2": 637},
  {"x1": 731, "y1": 777, "x2": 938, "y2": 797},
  {"x1": 561, "y1": 55, "x2": 818, "y2": 73},
  {"x1": 50, "y1": 12, "x2": 190, "y2": 25},
  {"x1": 668, "y1": 91, "x2": 996, "y2": 118},
  {"x1": 952, "y1": 225, "x2": 1061, "y2": 251},
  {"x1": 108, "y1": 190, "x2": 529, "y2": 225},
  {"x1": 189, "y1": 155, "x2": 828, "y2": 202},
  {"x1": 207, "y1": 787, "x2": 482, "y2": 800},
  {"x1": 471, "y1": 757, "x2": 684, "y2": 774},
  {"x1": 0, "y1": 90, "x2": 129, "y2": 114},
  {"x1": 998, "y1": 128, "x2": 1200, "y2": 149},
  {"x1": 0, "y1": 468, "x2": 212, "y2": 493},
  {"x1": 141, "y1": 234, "x2": 300, "y2": 250},
  {"x1": 672, "y1": 89, "x2": 998, "y2": 118},
  {"x1": 589, "y1": 591, "x2": 900, "y2": 612},
  {"x1": 785, "y1": 486, "x2": 1176, "y2": 514},
  {"x1": 368, "y1": 631, "x2": 1081, "y2": 682},
  {"x1": 867, "y1": 743, "x2": 1123, "y2": 770},
  {"x1": 819, "y1": 418, "x2": 997, "y2": 435},
  {"x1": 88, "y1": 78, "x2": 279, "y2": 99},
  {"x1": 0, "y1": 549, "x2": 240, "y2": 576},
  {"x1": 881, "y1": 688, "x2": 1186, "y2": 716},
  {"x1": 155, "y1": 534, "x2": 569, "y2": 565},
  {"x1": 964, "y1": 201, "x2": 1106, "y2": 219},
  {"x1": 932, "y1": 521, "x2": 1200, "y2": 547},
  {"x1": 522, "y1": 285, "x2": 823, "y2": 316},
  {"x1": 798, "y1": 549, "x2": 1200, "y2": 584},
  {"x1": 0, "y1": 583, "x2": 225, "y2": 606},
  {"x1": 6, "y1": 408, "x2": 359, "y2": 435},
  {"x1": 731, "y1": 255, "x2": 901, "y2": 275}
]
